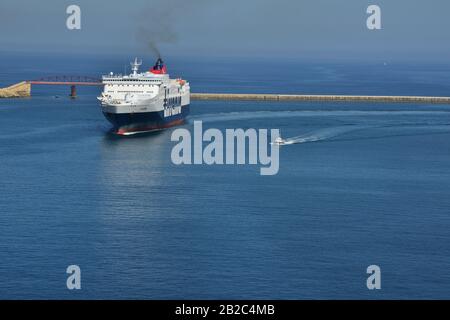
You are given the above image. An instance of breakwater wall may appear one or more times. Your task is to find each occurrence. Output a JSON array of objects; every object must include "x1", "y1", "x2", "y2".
[
  {"x1": 2, "y1": 82, "x2": 450, "y2": 104},
  {"x1": 0, "y1": 82, "x2": 31, "y2": 98},
  {"x1": 191, "y1": 93, "x2": 450, "y2": 104}
]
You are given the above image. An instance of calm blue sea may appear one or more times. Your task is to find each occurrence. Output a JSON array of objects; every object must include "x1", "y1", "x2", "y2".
[{"x1": 0, "y1": 52, "x2": 450, "y2": 299}]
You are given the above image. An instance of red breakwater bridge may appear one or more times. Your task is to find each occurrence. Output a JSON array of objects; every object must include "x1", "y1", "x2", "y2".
[{"x1": 27, "y1": 76, "x2": 103, "y2": 98}]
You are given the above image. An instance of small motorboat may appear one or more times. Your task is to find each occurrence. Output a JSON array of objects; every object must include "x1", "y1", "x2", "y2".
[{"x1": 271, "y1": 137, "x2": 288, "y2": 145}]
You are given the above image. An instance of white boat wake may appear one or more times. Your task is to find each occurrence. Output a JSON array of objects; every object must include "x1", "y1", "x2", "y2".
[
  {"x1": 281, "y1": 125, "x2": 369, "y2": 145},
  {"x1": 192, "y1": 110, "x2": 450, "y2": 124},
  {"x1": 190, "y1": 110, "x2": 450, "y2": 146}
]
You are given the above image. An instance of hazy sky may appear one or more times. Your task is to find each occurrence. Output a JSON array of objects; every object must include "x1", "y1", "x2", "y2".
[{"x1": 1, "y1": 0, "x2": 449, "y2": 60}]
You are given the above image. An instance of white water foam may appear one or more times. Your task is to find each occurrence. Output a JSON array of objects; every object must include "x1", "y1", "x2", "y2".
[{"x1": 283, "y1": 125, "x2": 370, "y2": 145}]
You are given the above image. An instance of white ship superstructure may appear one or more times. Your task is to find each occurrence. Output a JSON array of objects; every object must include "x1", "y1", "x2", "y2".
[{"x1": 98, "y1": 58, "x2": 190, "y2": 135}]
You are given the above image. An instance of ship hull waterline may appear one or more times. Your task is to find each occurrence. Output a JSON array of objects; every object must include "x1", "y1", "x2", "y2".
[{"x1": 103, "y1": 104, "x2": 190, "y2": 135}]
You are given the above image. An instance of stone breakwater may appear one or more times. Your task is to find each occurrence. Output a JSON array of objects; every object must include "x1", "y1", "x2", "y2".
[
  {"x1": 2, "y1": 82, "x2": 450, "y2": 104},
  {"x1": 0, "y1": 82, "x2": 31, "y2": 98},
  {"x1": 191, "y1": 93, "x2": 450, "y2": 104}
]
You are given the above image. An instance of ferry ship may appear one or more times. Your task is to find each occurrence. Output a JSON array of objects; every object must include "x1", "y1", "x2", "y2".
[{"x1": 98, "y1": 58, "x2": 190, "y2": 135}]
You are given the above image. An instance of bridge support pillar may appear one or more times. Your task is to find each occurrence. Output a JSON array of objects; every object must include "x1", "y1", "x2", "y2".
[{"x1": 70, "y1": 85, "x2": 76, "y2": 98}]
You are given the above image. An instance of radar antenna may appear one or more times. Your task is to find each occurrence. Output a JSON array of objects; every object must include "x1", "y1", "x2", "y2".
[{"x1": 130, "y1": 57, "x2": 142, "y2": 76}]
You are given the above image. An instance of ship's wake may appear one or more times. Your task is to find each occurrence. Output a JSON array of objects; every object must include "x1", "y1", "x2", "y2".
[
  {"x1": 282, "y1": 124, "x2": 450, "y2": 146},
  {"x1": 192, "y1": 110, "x2": 450, "y2": 124},
  {"x1": 283, "y1": 125, "x2": 369, "y2": 145}
]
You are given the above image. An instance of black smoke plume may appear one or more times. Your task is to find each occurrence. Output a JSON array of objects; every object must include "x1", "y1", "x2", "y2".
[{"x1": 136, "y1": 0, "x2": 208, "y2": 59}]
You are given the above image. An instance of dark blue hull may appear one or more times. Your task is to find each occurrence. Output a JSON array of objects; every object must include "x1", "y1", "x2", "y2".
[{"x1": 103, "y1": 104, "x2": 190, "y2": 135}]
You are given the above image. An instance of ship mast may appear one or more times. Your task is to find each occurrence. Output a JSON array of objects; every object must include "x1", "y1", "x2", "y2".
[{"x1": 130, "y1": 57, "x2": 142, "y2": 76}]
